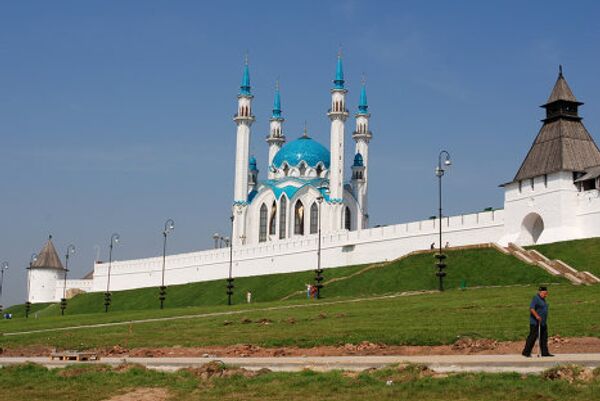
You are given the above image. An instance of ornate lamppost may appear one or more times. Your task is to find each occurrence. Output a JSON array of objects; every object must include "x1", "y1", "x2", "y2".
[
  {"x1": 314, "y1": 196, "x2": 324, "y2": 299},
  {"x1": 159, "y1": 219, "x2": 175, "y2": 309},
  {"x1": 226, "y1": 215, "x2": 235, "y2": 306},
  {"x1": 25, "y1": 254, "x2": 37, "y2": 318},
  {"x1": 60, "y1": 245, "x2": 75, "y2": 316},
  {"x1": 435, "y1": 150, "x2": 452, "y2": 291},
  {"x1": 104, "y1": 233, "x2": 120, "y2": 312},
  {"x1": 0, "y1": 262, "x2": 8, "y2": 313}
]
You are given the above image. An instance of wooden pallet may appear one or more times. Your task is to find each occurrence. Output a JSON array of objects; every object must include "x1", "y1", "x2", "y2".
[{"x1": 50, "y1": 351, "x2": 100, "y2": 361}]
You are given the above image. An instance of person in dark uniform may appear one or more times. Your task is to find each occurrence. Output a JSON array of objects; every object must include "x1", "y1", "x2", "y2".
[{"x1": 522, "y1": 286, "x2": 554, "y2": 357}]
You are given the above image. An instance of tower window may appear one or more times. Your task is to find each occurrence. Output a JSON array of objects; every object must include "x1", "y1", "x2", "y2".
[
  {"x1": 316, "y1": 164, "x2": 323, "y2": 177},
  {"x1": 544, "y1": 174, "x2": 548, "y2": 188},
  {"x1": 310, "y1": 202, "x2": 319, "y2": 234},
  {"x1": 279, "y1": 196, "x2": 287, "y2": 239},
  {"x1": 282, "y1": 163, "x2": 289, "y2": 176},
  {"x1": 294, "y1": 200, "x2": 305, "y2": 235},
  {"x1": 518, "y1": 180, "x2": 522, "y2": 193},
  {"x1": 298, "y1": 162, "x2": 307, "y2": 176},
  {"x1": 259, "y1": 203, "x2": 268, "y2": 242},
  {"x1": 531, "y1": 178, "x2": 535, "y2": 191}
]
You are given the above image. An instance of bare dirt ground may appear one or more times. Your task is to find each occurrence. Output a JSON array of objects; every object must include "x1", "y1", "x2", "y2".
[
  {"x1": 102, "y1": 388, "x2": 169, "y2": 401},
  {"x1": 3, "y1": 336, "x2": 600, "y2": 358}
]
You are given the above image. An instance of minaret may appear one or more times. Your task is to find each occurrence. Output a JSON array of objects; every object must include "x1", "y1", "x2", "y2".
[
  {"x1": 327, "y1": 52, "x2": 349, "y2": 228},
  {"x1": 232, "y1": 57, "x2": 255, "y2": 245},
  {"x1": 266, "y1": 81, "x2": 285, "y2": 179},
  {"x1": 352, "y1": 80, "x2": 373, "y2": 229}
]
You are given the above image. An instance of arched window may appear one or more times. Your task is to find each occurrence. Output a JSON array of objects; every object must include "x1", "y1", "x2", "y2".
[
  {"x1": 269, "y1": 201, "x2": 277, "y2": 236},
  {"x1": 298, "y1": 162, "x2": 307, "y2": 177},
  {"x1": 279, "y1": 196, "x2": 287, "y2": 239},
  {"x1": 344, "y1": 207, "x2": 351, "y2": 230},
  {"x1": 310, "y1": 202, "x2": 319, "y2": 234},
  {"x1": 316, "y1": 164, "x2": 323, "y2": 177},
  {"x1": 282, "y1": 163, "x2": 289, "y2": 176},
  {"x1": 294, "y1": 200, "x2": 305, "y2": 235},
  {"x1": 259, "y1": 203, "x2": 268, "y2": 242}
]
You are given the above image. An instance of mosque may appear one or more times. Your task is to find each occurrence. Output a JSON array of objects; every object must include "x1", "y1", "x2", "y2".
[
  {"x1": 231, "y1": 55, "x2": 370, "y2": 246},
  {"x1": 26, "y1": 58, "x2": 600, "y2": 304}
]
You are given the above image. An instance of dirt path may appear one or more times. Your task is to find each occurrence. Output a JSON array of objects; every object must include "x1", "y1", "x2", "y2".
[
  {"x1": 4, "y1": 336, "x2": 600, "y2": 358},
  {"x1": 103, "y1": 388, "x2": 169, "y2": 401}
]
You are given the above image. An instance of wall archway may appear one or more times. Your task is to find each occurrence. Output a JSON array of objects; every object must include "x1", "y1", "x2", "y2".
[{"x1": 519, "y1": 213, "x2": 545, "y2": 245}]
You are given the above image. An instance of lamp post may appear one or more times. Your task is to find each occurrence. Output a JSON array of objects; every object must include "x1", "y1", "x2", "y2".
[
  {"x1": 314, "y1": 196, "x2": 324, "y2": 299},
  {"x1": 435, "y1": 150, "x2": 452, "y2": 291},
  {"x1": 226, "y1": 215, "x2": 235, "y2": 306},
  {"x1": 159, "y1": 219, "x2": 175, "y2": 309},
  {"x1": 25, "y1": 254, "x2": 37, "y2": 318},
  {"x1": 60, "y1": 245, "x2": 75, "y2": 316},
  {"x1": 104, "y1": 233, "x2": 120, "y2": 312},
  {"x1": 0, "y1": 262, "x2": 8, "y2": 313}
]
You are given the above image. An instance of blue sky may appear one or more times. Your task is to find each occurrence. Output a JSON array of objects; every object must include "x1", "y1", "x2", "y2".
[{"x1": 1, "y1": 1, "x2": 600, "y2": 307}]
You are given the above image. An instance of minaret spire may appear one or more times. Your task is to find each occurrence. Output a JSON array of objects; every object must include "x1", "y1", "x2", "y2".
[
  {"x1": 327, "y1": 50, "x2": 349, "y2": 230},
  {"x1": 232, "y1": 56, "x2": 255, "y2": 244},
  {"x1": 240, "y1": 53, "x2": 251, "y2": 95},
  {"x1": 352, "y1": 74, "x2": 373, "y2": 230},
  {"x1": 267, "y1": 79, "x2": 286, "y2": 178}
]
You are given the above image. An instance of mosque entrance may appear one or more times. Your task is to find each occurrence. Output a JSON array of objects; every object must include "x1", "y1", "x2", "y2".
[{"x1": 519, "y1": 213, "x2": 545, "y2": 245}]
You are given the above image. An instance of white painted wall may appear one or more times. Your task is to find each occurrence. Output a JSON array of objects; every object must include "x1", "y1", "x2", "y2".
[
  {"x1": 85, "y1": 210, "x2": 505, "y2": 295},
  {"x1": 29, "y1": 268, "x2": 64, "y2": 303}
]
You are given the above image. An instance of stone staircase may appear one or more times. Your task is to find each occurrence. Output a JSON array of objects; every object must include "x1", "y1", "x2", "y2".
[{"x1": 505, "y1": 243, "x2": 600, "y2": 285}]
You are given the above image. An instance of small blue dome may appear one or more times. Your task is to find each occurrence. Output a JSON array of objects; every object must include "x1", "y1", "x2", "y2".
[
  {"x1": 272, "y1": 136, "x2": 330, "y2": 169},
  {"x1": 249, "y1": 155, "x2": 257, "y2": 171},
  {"x1": 353, "y1": 153, "x2": 364, "y2": 167}
]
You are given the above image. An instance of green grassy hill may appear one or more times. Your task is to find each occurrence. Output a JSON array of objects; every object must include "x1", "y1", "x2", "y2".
[
  {"x1": 5, "y1": 246, "x2": 559, "y2": 318},
  {"x1": 530, "y1": 237, "x2": 600, "y2": 276}
]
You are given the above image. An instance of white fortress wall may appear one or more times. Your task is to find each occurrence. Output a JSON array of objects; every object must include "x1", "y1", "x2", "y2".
[
  {"x1": 89, "y1": 209, "x2": 505, "y2": 293},
  {"x1": 54, "y1": 279, "x2": 94, "y2": 300},
  {"x1": 576, "y1": 188, "x2": 600, "y2": 239}
]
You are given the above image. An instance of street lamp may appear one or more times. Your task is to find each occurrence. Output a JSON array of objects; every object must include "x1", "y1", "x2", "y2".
[
  {"x1": 159, "y1": 219, "x2": 175, "y2": 309},
  {"x1": 226, "y1": 215, "x2": 235, "y2": 306},
  {"x1": 60, "y1": 245, "x2": 75, "y2": 316},
  {"x1": 314, "y1": 196, "x2": 324, "y2": 299},
  {"x1": 25, "y1": 254, "x2": 37, "y2": 318},
  {"x1": 435, "y1": 150, "x2": 452, "y2": 291},
  {"x1": 0, "y1": 262, "x2": 8, "y2": 313},
  {"x1": 104, "y1": 233, "x2": 120, "y2": 312}
]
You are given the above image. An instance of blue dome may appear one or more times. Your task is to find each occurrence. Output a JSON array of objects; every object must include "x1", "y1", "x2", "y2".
[{"x1": 272, "y1": 136, "x2": 330, "y2": 169}]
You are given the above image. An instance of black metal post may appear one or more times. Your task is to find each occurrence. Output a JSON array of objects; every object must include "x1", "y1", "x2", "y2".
[
  {"x1": 159, "y1": 219, "x2": 174, "y2": 309},
  {"x1": 0, "y1": 262, "x2": 7, "y2": 314},
  {"x1": 435, "y1": 151, "x2": 451, "y2": 291},
  {"x1": 226, "y1": 215, "x2": 235, "y2": 306},
  {"x1": 61, "y1": 245, "x2": 74, "y2": 316},
  {"x1": 315, "y1": 197, "x2": 324, "y2": 299},
  {"x1": 105, "y1": 233, "x2": 119, "y2": 312}
]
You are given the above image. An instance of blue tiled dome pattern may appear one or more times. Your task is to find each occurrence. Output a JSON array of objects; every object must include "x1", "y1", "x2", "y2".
[{"x1": 272, "y1": 136, "x2": 330, "y2": 168}]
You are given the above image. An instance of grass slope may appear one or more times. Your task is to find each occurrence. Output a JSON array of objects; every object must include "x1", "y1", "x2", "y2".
[
  {"x1": 10, "y1": 247, "x2": 559, "y2": 318},
  {"x1": 530, "y1": 237, "x2": 600, "y2": 276},
  {"x1": 1, "y1": 363, "x2": 600, "y2": 401},
  {"x1": 1, "y1": 284, "x2": 598, "y2": 350}
]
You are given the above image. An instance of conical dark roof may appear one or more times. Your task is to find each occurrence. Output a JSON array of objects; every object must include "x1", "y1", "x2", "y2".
[
  {"x1": 31, "y1": 237, "x2": 65, "y2": 270},
  {"x1": 545, "y1": 70, "x2": 580, "y2": 104},
  {"x1": 513, "y1": 70, "x2": 600, "y2": 181}
]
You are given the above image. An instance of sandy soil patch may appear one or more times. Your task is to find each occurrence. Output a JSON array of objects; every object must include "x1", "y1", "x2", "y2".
[{"x1": 103, "y1": 388, "x2": 169, "y2": 401}]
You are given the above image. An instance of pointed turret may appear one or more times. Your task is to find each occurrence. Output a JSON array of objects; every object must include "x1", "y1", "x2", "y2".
[
  {"x1": 267, "y1": 80, "x2": 286, "y2": 178},
  {"x1": 240, "y1": 56, "x2": 251, "y2": 95},
  {"x1": 333, "y1": 52, "x2": 345, "y2": 89},
  {"x1": 327, "y1": 51, "x2": 349, "y2": 211},
  {"x1": 352, "y1": 79, "x2": 372, "y2": 230},
  {"x1": 513, "y1": 67, "x2": 600, "y2": 181},
  {"x1": 31, "y1": 236, "x2": 65, "y2": 271},
  {"x1": 358, "y1": 83, "x2": 368, "y2": 114}
]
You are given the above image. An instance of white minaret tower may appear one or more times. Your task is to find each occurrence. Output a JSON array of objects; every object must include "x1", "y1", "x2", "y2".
[
  {"x1": 327, "y1": 52, "x2": 349, "y2": 229},
  {"x1": 232, "y1": 57, "x2": 255, "y2": 245},
  {"x1": 352, "y1": 80, "x2": 373, "y2": 229},
  {"x1": 266, "y1": 81, "x2": 285, "y2": 179}
]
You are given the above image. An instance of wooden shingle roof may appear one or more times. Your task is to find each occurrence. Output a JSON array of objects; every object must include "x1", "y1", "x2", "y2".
[
  {"x1": 31, "y1": 237, "x2": 65, "y2": 270},
  {"x1": 513, "y1": 70, "x2": 600, "y2": 182}
]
